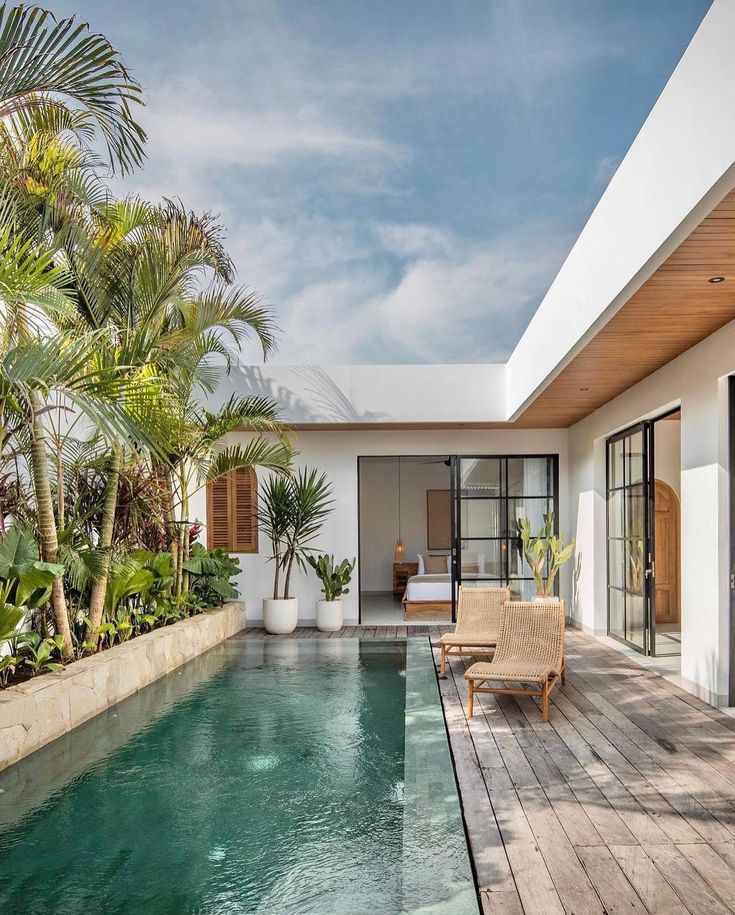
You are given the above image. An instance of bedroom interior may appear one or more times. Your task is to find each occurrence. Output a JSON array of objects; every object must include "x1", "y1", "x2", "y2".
[
  {"x1": 358, "y1": 455, "x2": 453, "y2": 625},
  {"x1": 358, "y1": 454, "x2": 561, "y2": 625}
]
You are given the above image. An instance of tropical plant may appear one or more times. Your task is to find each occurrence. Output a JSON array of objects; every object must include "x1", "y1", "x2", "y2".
[
  {"x1": 16, "y1": 631, "x2": 65, "y2": 675},
  {"x1": 0, "y1": 525, "x2": 64, "y2": 610},
  {"x1": 0, "y1": 2, "x2": 146, "y2": 173},
  {"x1": 518, "y1": 512, "x2": 575, "y2": 598},
  {"x1": 260, "y1": 469, "x2": 334, "y2": 600},
  {"x1": 307, "y1": 554, "x2": 355, "y2": 602},
  {"x1": 182, "y1": 544, "x2": 240, "y2": 606}
]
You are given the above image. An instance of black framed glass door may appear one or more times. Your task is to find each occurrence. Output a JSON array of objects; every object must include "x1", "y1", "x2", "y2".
[
  {"x1": 450, "y1": 455, "x2": 559, "y2": 621},
  {"x1": 606, "y1": 423, "x2": 655, "y2": 653}
]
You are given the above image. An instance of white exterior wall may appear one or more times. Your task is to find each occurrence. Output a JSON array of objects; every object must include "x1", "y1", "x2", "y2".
[
  {"x1": 190, "y1": 429, "x2": 569, "y2": 626},
  {"x1": 210, "y1": 362, "x2": 506, "y2": 424},
  {"x1": 568, "y1": 319, "x2": 735, "y2": 706}
]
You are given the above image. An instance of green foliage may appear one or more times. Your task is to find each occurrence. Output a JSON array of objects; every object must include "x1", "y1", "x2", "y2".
[
  {"x1": 104, "y1": 560, "x2": 155, "y2": 615},
  {"x1": 0, "y1": 653, "x2": 17, "y2": 686},
  {"x1": 0, "y1": 525, "x2": 64, "y2": 610},
  {"x1": 182, "y1": 544, "x2": 240, "y2": 606},
  {"x1": 518, "y1": 512, "x2": 575, "y2": 598},
  {"x1": 16, "y1": 632, "x2": 65, "y2": 676},
  {"x1": 307, "y1": 554, "x2": 355, "y2": 601},
  {"x1": 0, "y1": 600, "x2": 23, "y2": 644}
]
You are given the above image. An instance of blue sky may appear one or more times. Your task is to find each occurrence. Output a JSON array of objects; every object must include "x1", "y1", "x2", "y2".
[{"x1": 54, "y1": 0, "x2": 712, "y2": 364}]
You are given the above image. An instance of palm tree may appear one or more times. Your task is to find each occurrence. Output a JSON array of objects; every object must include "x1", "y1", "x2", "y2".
[
  {"x1": 55, "y1": 198, "x2": 290, "y2": 638},
  {"x1": 0, "y1": 2, "x2": 145, "y2": 173},
  {"x1": 0, "y1": 329, "x2": 162, "y2": 655}
]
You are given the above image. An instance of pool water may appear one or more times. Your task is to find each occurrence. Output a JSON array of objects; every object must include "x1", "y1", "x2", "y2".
[{"x1": 0, "y1": 637, "x2": 477, "y2": 914}]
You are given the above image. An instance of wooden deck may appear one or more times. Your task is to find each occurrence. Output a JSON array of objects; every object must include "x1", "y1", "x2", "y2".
[{"x1": 245, "y1": 625, "x2": 735, "y2": 914}]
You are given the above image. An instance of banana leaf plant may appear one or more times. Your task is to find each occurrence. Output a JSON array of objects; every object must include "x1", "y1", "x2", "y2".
[
  {"x1": 518, "y1": 512, "x2": 575, "y2": 598},
  {"x1": 182, "y1": 544, "x2": 241, "y2": 605},
  {"x1": 0, "y1": 525, "x2": 64, "y2": 610}
]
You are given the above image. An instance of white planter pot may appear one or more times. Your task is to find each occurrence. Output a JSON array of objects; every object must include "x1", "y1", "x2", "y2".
[
  {"x1": 263, "y1": 598, "x2": 298, "y2": 634},
  {"x1": 316, "y1": 599, "x2": 343, "y2": 632},
  {"x1": 533, "y1": 596, "x2": 561, "y2": 604}
]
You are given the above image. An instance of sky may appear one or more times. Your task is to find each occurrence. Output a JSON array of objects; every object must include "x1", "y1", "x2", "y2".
[{"x1": 52, "y1": 0, "x2": 713, "y2": 365}]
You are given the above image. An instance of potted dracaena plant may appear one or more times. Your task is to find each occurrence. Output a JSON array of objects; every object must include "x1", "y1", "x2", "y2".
[
  {"x1": 259, "y1": 468, "x2": 334, "y2": 633},
  {"x1": 307, "y1": 554, "x2": 356, "y2": 632},
  {"x1": 518, "y1": 512, "x2": 575, "y2": 601}
]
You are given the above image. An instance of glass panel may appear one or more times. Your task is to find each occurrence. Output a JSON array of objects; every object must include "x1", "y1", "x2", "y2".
[
  {"x1": 625, "y1": 540, "x2": 646, "y2": 597},
  {"x1": 608, "y1": 489, "x2": 624, "y2": 539},
  {"x1": 459, "y1": 540, "x2": 502, "y2": 579},
  {"x1": 608, "y1": 588, "x2": 625, "y2": 640},
  {"x1": 626, "y1": 593, "x2": 646, "y2": 650},
  {"x1": 625, "y1": 538, "x2": 646, "y2": 651},
  {"x1": 507, "y1": 498, "x2": 553, "y2": 538},
  {"x1": 507, "y1": 458, "x2": 549, "y2": 497},
  {"x1": 508, "y1": 579, "x2": 536, "y2": 601},
  {"x1": 625, "y1": 484, "x2": 645, "y2": 542},
  {"x1": 460, "y1": 498, "x2": 504, "y2": 538},
  {"x1": 459, "y1": 459, "x2": 501, "y2": 497},
  {"x1": 508, "y1": 539, "x2": 548, "y2": 581},
  {"x1": 608, "y1": 539, "x2": 625, "y2": 589},
  {"x1": 609, "y1": 438, "x2": 624, "y2": 489},
  {"x1": 626, "y1": 431, "x2": 644, "y2": 485}
]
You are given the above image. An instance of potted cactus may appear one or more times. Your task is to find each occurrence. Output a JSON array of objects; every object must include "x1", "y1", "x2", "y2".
[
  {"x1": 307, "y1": 554, "x2": 355, "y2": 632},
  {"x1": 518, "y1": 512, "x2": 574, "y2": 600}
]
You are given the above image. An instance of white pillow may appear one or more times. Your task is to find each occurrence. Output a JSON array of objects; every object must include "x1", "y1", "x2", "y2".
[{"x1": 417, "y1": 554, "x2": 425, "y2": 575}]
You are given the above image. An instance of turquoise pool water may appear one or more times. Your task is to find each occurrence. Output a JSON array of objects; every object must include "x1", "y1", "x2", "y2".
[{"x1": 0, "y1": 637, "x2": 477, "y2": 914}]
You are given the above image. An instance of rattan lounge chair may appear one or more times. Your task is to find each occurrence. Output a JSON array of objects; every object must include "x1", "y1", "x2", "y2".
[
  {"x1": 437, "y1": 586, "x2": 511, "y2": 677},
  {"x1": 464, "y1": 600, "x2": 566, "y2": 722}
]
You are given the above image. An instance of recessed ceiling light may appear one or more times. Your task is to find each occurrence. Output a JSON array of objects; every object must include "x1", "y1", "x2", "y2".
[
  {"x1": 579, "y1": 386, "x2": 590, "y2": 392},
  {"x1": 708, "y1": 276, "x2": 726, "y2": 284}
]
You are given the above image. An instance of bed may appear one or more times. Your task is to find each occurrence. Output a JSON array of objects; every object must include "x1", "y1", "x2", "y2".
[{"x1": 402, "y1": 573, "x2": 453, "y2": 620}]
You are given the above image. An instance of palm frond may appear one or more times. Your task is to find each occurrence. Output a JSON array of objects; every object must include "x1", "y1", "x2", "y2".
[{"x1": 0, "y1": 3, "x2": 146, "y2": 173}]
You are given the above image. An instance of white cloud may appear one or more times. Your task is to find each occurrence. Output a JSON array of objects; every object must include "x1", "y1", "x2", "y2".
[
  {"x1": 104, "y1": 0, "x2": 635, "y2": 365},
  {"x1": 236, "y1": 218, "x2": 574, "y2": 365}
]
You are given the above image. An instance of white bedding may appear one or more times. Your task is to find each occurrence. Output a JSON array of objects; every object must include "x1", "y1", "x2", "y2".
[{"x1": 403, "y1": 573, "x2": 453, "y2": 603}]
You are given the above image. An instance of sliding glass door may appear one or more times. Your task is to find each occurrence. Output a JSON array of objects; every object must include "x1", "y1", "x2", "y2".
[
  {"x1": 450, "y1": 455, "x2": 559, "y2": 619},
  {"x1": 606, "y1": 424, "x2": 654, "y2": 653}
]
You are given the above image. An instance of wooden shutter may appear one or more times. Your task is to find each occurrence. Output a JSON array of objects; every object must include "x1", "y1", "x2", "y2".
[
  {"x1": 206, "y1": 468, "x2": 258, "y2": 553},
  {"x1": 232, "y1": 467, "x2": 258, "y2": 553}
]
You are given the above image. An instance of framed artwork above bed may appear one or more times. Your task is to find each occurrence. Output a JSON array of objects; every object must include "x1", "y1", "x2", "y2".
[{"x1": 426, "y1": 489, "x2": 451, "y2": 550}]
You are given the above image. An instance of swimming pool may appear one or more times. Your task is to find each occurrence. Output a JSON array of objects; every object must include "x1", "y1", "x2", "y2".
[{"x1": 0, "y1": 637, "x2": 478, "y2": 914}]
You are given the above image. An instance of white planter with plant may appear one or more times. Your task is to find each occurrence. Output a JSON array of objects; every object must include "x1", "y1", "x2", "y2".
[
  {"x1": 260, "y1": 468, "x2": 334, "y2": 634},
  {"x1": 307, "y1": 554, "x2": 355, "y2": 631},
  {"x1": 518, "y1": 512, "x2": 575, "y2": 601}
]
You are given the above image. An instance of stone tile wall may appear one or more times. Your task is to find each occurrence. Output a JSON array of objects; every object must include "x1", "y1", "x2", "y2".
[{"x1": 0, "y1": 601, "x2": 247, "y2": 771}]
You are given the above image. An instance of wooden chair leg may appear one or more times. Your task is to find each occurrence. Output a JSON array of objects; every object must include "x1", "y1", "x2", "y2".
[
  {"x1": 439, "y1": 644, "x2": 446, "y2": 677},
  {"x1": 541, "y1": 681, "x2": 549, "y2": 722},
  {"x1": 561, "y1": 661, "x2": 566, "y2": 685},
  {"x1": 467, "y1": 679, "x2": 475, "y2": 717}
]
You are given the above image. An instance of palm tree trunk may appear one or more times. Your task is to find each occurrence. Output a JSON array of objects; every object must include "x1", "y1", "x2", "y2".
[
  {"x1": 283, "y1": 552, "x2": 295, "y2": 601},
  {"x1": 87, "y1": 442, "x2": 122, "y2": 643},
  {"x1": 273, "y1": 546, "x2": 281, "y2": 600},
  {"x1": 29, "y1": 391, "x2": 72, "y2": 658},
  {"x1": 156, "y1": 459, "x2": 179, "y2": 587},
  {"x1": 179, "y1": 467, "x2": 190, "y2": 595}
]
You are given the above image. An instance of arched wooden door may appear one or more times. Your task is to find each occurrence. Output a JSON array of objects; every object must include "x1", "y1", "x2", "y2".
[{"x1": 654, "y1": 480, "x2": 680, "y2": 624}]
